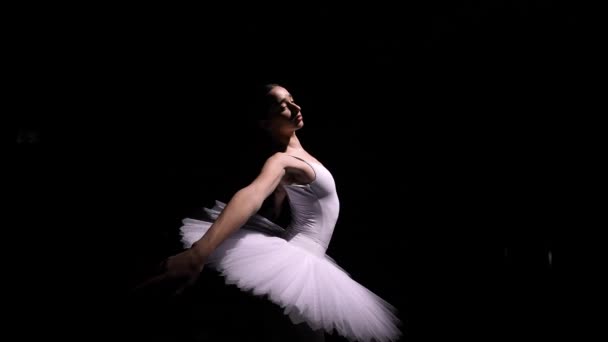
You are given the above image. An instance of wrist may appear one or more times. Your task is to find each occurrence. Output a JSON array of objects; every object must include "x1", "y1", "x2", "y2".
[{"x1": 191, "y1": 240, "x2": 213, "y2": 261}]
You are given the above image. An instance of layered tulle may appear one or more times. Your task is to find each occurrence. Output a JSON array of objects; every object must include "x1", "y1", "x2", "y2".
[{"x1": 180, "y1": 203, "x2": 402, "y2": 342}]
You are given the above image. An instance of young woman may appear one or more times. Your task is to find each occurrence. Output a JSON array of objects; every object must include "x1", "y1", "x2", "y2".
[{"x1": 141, "y1": 84, "x2": 402, "y2": 342}]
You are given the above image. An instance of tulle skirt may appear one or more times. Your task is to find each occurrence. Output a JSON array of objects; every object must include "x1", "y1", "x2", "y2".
[{"x1": 180, "y1": 201, "x2": 402, "y2": 342}]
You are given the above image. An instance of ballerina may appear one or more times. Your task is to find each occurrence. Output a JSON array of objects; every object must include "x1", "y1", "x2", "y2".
[{"x1": 139, "y1": 83, "x2": 402, "y2": 342}]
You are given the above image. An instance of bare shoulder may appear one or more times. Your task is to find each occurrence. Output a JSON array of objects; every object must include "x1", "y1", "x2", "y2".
[
  {"x1": 254, "y1": 153, "x2": 290, "y2": 178},
  {"x1": 261, "y1": 152, "x2": 314, "y2": 180},
  {"x1": 265, "y1": 152, "x2": 303, "y2": 169},
  {"x1": 263, "y1": 152, "x2": 316, "y2": 185}
]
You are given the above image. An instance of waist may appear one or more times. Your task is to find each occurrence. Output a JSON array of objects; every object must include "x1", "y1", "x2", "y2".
[{"x1": 286, "y1": 235, "x2": 327, "y2": 256}]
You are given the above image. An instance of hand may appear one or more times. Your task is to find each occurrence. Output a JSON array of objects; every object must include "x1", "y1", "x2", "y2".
[{"x1": 135, "y1": 248, "x2": 207, "y2": 296}]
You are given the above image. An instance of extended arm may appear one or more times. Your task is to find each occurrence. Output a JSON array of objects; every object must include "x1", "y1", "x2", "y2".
[
  {"x1": 191, "y1": 153, "x2": 287, "y2": 258},
  {"x1": 136, "y1": 153, "x2": 303, "y2": 295}
]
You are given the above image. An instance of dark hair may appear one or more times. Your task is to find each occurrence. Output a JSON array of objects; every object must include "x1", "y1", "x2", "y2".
[
  {"x1": 250, "y1": 83, "x2": 282, "y2": 121},
  {"x1": 239, "y1": 82, "x2": 282, "y2": 147}
]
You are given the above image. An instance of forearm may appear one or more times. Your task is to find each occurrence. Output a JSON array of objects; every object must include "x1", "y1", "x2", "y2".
[{"x1": 192, "y1": 186, "x2": 263, "y2": 257}]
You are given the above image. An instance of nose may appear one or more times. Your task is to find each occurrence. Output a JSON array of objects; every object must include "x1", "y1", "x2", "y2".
[{"x1": 288, "y1": 101, "x2": 301, "y2": 113}]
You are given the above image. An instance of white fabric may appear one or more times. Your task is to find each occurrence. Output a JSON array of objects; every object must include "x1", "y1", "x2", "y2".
[{"x1": 180, "y1": 157, "x2": 402, "y2": 342}]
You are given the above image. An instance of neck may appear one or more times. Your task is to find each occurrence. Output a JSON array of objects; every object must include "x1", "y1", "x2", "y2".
[{"x1": 270, "y1": 131, "x2": 304, "y2": 154}]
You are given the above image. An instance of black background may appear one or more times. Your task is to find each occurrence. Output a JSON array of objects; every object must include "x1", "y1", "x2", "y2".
[{"x1": 8, "y1": 1, "x2": 585, "y2": 341}]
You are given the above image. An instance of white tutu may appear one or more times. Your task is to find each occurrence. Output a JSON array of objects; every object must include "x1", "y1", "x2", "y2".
[
  {"x1": 180, "y1": 157, "x2": 402, "y2": 341},
  {"x1": 180, "y1": 204, "x2": 402, "y2": 342}
]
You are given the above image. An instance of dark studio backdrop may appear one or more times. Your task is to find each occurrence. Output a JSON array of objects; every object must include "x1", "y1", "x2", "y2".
[{"x1": 8, "y1": 1, "x2": 584, "y2": 341}]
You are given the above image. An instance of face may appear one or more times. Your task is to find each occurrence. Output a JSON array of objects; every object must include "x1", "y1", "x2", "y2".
[{"x1": 265, "y1": 86, "x2": 303, "y2": 132}]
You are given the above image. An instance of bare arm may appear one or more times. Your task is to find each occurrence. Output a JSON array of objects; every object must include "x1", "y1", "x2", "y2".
[
  {"x1": 136, "y1": 153, "x2": 306, "y2": 295},
  {"x1": 191, "y1": 153, "x2": 288, "y2": 258}
]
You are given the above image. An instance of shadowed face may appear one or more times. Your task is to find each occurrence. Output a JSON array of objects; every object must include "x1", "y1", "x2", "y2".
[{"x1": 264, "y1": 86, "x2": 303, "y2": 133}]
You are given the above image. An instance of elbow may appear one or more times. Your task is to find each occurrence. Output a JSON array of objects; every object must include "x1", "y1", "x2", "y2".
[{"x1": 234, "y1": 186, "x2": 266, "y2": 214}]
